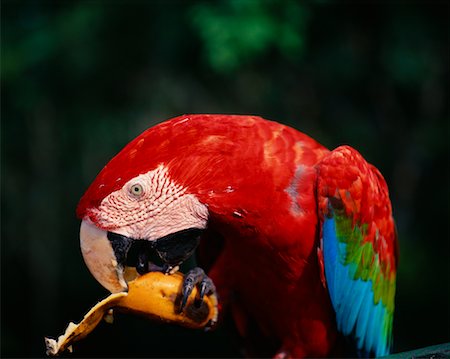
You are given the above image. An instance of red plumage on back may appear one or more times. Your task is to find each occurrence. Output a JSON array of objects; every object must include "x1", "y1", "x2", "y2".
[{"x1": 77, "y1": 114, "x2": 397, "y2": 357}]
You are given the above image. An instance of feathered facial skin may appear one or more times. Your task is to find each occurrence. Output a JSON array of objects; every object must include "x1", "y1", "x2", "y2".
[{"x1": 77, "y1": 114, "x2": 397, "y2": 358}]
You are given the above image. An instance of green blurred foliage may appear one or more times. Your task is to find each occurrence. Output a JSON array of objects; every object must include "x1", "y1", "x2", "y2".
[
  {"x1": 190, "y1": 0, "x2": 308, "y2": 73},
  {"x1": 2, "y1": 1, "x2": 449, "y2": 357}
]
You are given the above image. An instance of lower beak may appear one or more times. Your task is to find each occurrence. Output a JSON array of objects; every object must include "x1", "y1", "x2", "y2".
[{"x1": 80, "y1": 220, "x2": 128, "y2": 293}]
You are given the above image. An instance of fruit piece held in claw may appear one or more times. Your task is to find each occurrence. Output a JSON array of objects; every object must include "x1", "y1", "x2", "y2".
[{"x1": 44, "y1": 271, "x2": 218, "y2": 356}]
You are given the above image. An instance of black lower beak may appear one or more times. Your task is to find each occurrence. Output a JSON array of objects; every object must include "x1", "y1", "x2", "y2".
[
  {"x1": 107, "y1": 228, "x2": 203, "y2": 274},
  {"x1": 153, "y1": 228, "x2": 203, "y2": 267},
  {"x1": 107, "y1": 232, "x2": 133, "y2": 267}
]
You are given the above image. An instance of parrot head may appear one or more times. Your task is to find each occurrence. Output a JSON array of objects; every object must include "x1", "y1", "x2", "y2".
[{"x1": 76, "y1": 116, "x2": 218, "y2": 293}]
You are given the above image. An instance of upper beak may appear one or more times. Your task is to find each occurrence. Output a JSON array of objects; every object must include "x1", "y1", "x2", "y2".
[{"x1": 80, "y1": 219, "x2": 128, "y2": 293}]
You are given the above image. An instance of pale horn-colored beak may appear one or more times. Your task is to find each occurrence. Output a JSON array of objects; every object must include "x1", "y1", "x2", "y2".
[{"x1": 80, "y1": 219, "x2": 128, "y2": 293}]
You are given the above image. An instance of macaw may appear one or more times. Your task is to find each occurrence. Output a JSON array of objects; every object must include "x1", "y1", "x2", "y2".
[{"x1": 77, "y1": 114, "x2": 398, "y2": 358}]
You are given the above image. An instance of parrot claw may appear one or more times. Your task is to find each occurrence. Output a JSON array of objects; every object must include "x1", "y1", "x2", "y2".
[{"x1": 180, "y1": 267, "x2": 216, "y2": 312}]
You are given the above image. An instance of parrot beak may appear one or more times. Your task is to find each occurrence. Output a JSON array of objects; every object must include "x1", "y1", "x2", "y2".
[{"x1": 80, "y1": 220, "x2": 128, "y2": 293}]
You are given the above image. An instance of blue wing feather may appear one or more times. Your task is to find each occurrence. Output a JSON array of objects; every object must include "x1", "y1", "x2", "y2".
[
  {"x1": 322, "y1": 216, "x2": 391, "y2": 357},
  {"x1": 355, "y1": 288, "x2": 372, "y2": 350},
  {"x1": 343, "y1": 280, "x2": 365, "y2": 334},
  {"x1": 318, "y1": 146, "x2": 396, "y2": 358},
  {"x1": 322, "y1": 215, "x2": 338, "y2": 305}
]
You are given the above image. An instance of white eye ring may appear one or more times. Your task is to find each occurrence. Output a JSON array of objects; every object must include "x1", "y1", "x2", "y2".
[{"x1": 130, "y1": 183, "x2": 144, "y2": 197}]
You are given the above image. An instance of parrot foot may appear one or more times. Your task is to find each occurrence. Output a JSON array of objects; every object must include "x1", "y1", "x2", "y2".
[{"x1": 180, "y1": 267, "x2": 216, "y2": 312}]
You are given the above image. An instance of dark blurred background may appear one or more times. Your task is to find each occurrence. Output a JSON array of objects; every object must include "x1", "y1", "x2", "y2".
[{"x1": 2, "y1": 1, "x2": 449, "y2": 357}]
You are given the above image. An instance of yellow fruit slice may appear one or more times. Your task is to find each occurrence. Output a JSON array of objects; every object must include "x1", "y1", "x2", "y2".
[{"x1": 45, "y1": 271, "x2": 218, "y2": 356}]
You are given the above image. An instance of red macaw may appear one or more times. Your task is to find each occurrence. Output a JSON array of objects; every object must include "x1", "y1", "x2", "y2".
[{"x1": 77, "y1": 114, "x2": 398, "y2": 358}]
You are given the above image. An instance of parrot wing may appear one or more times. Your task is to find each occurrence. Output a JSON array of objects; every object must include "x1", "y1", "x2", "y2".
[{"x1": 316, "y1": 146, "x2": 398, "y2": 357}]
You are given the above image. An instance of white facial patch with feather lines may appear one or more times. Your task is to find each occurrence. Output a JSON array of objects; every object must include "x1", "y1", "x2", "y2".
[{"x1": 91, "y1": 165, "x2": 209, "y2": 240}]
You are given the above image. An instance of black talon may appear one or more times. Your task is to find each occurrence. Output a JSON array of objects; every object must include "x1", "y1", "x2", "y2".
[
  {"x1": 180, "y1": 276, "x2": 195, "y2": 311},
  {"x1": 180, "y1": 267, "x2": 216, "y2": 311},
  {"x1": 197, "y1": 282, "x2": 207, "y2": 306},
  {"x1": 198, "y1": 276, "x2": 215, "y2": 306}
]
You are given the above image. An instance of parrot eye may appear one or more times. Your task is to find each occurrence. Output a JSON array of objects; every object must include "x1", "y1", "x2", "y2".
[{"x1": 130, "y1": 184, "x2": 144, "y2": 197}]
